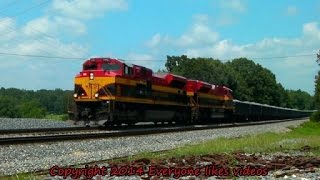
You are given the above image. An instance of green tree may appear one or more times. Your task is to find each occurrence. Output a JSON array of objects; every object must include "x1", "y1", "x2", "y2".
[
  {"x1": 0, "y1": 87, "x2": 73, "y2": 118},
  {"x1": 226, "y1": 58, "x2": 285, "y2": 106},
  {"x1": 0, "y1": 96, "x2": 20, "y2": 118},
  {"x1": 165, "y1": 55, "x2": 188, "y2": 72},
  {"x1": 18, "y1": 100, "x2": 46, "y2": 118},
  {"x1": 287, "y1": 89, "x2": 314, "y2": 110},
  {"x1": 314, "y1": 72, "x2": 320, "y2": 109}
]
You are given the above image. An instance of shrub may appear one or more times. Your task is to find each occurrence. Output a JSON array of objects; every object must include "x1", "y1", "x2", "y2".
[
  {"x1": 45, "y1": 114, "x2": 68, "y2": 121},
  {"x1": 310, "y1": 111, "x2": 320, "y2": 122},
  {"x1": 60, "y1": 114, "x2": 69, "y2": 121}
]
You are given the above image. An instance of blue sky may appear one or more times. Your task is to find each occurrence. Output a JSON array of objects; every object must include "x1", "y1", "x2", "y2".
[{"x1": 0, "y1": 0, "x2": 319, "y2": 95}]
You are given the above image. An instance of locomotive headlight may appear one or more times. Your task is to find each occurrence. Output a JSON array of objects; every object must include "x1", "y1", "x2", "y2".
[
  {"x1": 94, "y1": 93, "x2": 99, "y2": 98},
  {"x1": 73, "y1": 93, "x2": 78, "y2": 98},
  {"x1": 89, "y1": 72, "x2": 94, "y2": 80}
]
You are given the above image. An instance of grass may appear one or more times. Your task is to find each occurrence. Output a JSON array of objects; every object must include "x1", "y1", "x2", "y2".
[
  {"x1": 129, "y1": 120, "x2": 320, "y2": 161},
  {"x1": 1, "y1": 173, "x2": 45, "y2": 180},
  {"x1": 3, "y1": 120, "x2": 320, "y2": 179},
  {"x1": 44, "y1": 114, "x2": 68, "y2": 121}
]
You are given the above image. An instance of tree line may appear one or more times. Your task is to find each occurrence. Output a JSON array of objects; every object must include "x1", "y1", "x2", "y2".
[
  {"x1": 0, "y1": 56, "x2": 315, "y2": 119},
  {"x1": 0, "y1": 88, "x2": 73, "y2": 118}
]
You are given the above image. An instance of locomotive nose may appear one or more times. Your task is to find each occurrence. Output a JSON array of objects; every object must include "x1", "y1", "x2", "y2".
[{"x1": 73, "y1": 82, "x2": 100, "y2": 99}]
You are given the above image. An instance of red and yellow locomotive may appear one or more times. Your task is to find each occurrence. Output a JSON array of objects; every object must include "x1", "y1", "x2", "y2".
[{"x1": 69, "y1": 57, "x2": 234, "y2": 126}]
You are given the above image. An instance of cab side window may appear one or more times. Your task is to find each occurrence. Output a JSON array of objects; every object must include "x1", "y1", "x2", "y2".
[
  {"x1": 141, "y1": 67, "x2": 146, "y2": 76},
  {"x1": 124, "y1": 66, "x2": 129, "y2": 75},
  {"x1": 124, "y1": 65, "x2": 133, "y2": 75}
]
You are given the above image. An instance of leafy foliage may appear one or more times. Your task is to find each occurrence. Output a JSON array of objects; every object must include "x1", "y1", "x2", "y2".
[
  {"x1": 226, "y1": 58, "x2": 285, "y2": 105},
  {"x1": 286, "y1": 89, "x2": 314, "y2": 110},
  {"x1": 314, "y1": 71, "x2": 320, "y2": 109},
  {"x1": 0, "y1": 96, "x2": 21, "y2": 118},
  {"x1": 0, "y1": 87, "x2": 73, "y2": 118},
  {"x1": 310, "y1": 111, "x2": 320, "y2": 122},
  {"x1": 315, "y1": 51, "x2": 320, "y2": 110}
]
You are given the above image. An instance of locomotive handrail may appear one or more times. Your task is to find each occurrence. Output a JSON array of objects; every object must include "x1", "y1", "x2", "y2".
[
  {"x1": 189, "y1": 97, "x2": 199, "y2": 107},
  {"x1": 102, "y1": 86, "x2": 113, "y2": 97}
]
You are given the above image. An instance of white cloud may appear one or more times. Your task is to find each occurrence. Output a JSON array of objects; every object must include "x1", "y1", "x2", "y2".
[
  {"x1": 51, "y1": 0, "x2": 128, "y2": 20},
  {"x1": 303, "y1": 22, "x2": 320, "y2": 39},
  {"x1": 23, "y1": 16, "x2": 87, "y2": 37},
  {"x1": 147, "y1": 18, "x2": 320, "y2": 63},
  {"x1": 146, "y1": 15, "x2": 219, "y2": 48},
  {"x1": 216, "y1": 14, "x2": 237, "y2": 26},
  {"x1": 54, "y1": 16, "x2": 87, "y2": 35},
  {"x1": 23, "y1": 0, "x2": 129, "y2": 38},
  {"x1": 185, "y1": 40, "x2": 246, "y2": 59},
  {"x1": 146, "y1": 16, "x2": 320, "y2": 94},
  {"x1": 220, "y1": 0, "x2": 246, "y2": 13},
  {"x1": 0, "y1": 0, "x2": 129, "y2": 90},
  {"x1": 23, "y1": 16, "x2": 53, "y2": 36},
  {"x1": 285, "y1": 6, "x2": 298, "y2": 16},
  {"x1": 15, "y1": 38, "x2": 88, "y2": 58},
  {"x1": 175, "y1": 16, "x2": 219, "y2": 47},
  {"x1": 0, "y1": 17, "x2": 17, "y2": 41},
  {"x1": 0, "y1": 24, "x2": 88, "y2": 69},
  {"x1": 126, "y1": 53, "x2": 154, "y2": 61},
  {"x1": 146, "y1": 33, "x2": 161, "y2": 48},
  {"x1": 124, "y1": 53, "x2": 156, "y2": 69},
  {"x1": 214, "y1": 0, "x2": 246, "y2": 27}
]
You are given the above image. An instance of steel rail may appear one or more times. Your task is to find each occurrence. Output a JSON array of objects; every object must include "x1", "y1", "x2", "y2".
[
  {"x1": 0, "y1": 118, "x2": 308, "y2": 145},
  {"x1": 0, "y1": 127, "x2": 100, "y2": 135},
  {"x1": 0, "y1": 123, "x2": 193, "y2": 135}
]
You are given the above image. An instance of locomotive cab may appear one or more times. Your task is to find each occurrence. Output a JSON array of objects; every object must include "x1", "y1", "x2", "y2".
[
  {"x1": 81, "y1": 58, "x2": 123, "y2": 75},
  {"x1": 70, "y1": 58, "x2": 154, "y2": 126}
]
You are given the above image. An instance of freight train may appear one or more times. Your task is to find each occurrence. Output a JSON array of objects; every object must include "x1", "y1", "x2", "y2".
[{"x1": 68, "y1": 57, "x2": 313, "y2": 126}]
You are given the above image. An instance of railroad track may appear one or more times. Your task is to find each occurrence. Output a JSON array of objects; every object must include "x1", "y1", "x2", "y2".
[
  {"x1": 0, "y1": 124, "x2": 160, "y2": 137},
  {"x1": 0, "y1": 126, "x2": 99, "y2": 135},
  {"x1": 0, "y1": 123, "x2": 172, "y2": 135},
  {"x1": 0, "y1": 118, "x2": 307, "y2": 145}
]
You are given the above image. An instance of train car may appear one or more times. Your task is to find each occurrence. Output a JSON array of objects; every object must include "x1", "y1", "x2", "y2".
[
  {"x1": 69, "y1": 57, "x2": 314, "y2": 126},
  {"x1": 69, "y1": 57, "x2": 233, "y2": 126},
  {"x1": 184, "y1": 80, "x2": 234, "y2": 123},
  {"x1": 233, "y1": 100, "x2": 314, "y2": 121},
  {"x1": 233, "y1": 100, "x2": 250, "y2": 121}
]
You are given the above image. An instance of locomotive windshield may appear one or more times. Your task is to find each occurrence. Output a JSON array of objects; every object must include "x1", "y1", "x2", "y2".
[
  {"x1": 102, "y1": 63, "x2": 121, "y2": 71},
  {"x1": 83, "y1": 64, "x2": 97, "y2": 70}
]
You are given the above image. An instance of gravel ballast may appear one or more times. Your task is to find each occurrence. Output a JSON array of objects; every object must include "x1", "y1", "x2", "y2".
[
  {"x1": 0, "y1": 119, "x2": 314, "y2": 178},
  {"x1": 0, "y1": 118, "x2": 74, "y2": 130}
]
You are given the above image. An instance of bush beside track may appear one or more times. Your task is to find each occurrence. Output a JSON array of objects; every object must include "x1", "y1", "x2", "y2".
[{"x1": 310, "y1": 111, "x2": 320, "y2": 122}]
